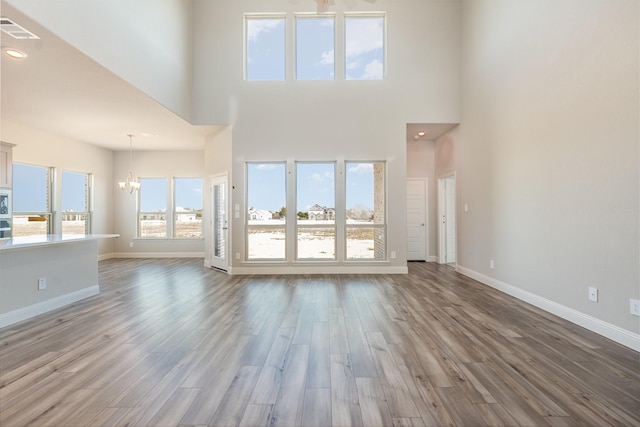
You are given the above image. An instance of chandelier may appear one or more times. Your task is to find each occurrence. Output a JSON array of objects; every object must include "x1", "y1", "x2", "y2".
[{"x1": 118, "y1": 134, "x2": 140, "y2": 193}]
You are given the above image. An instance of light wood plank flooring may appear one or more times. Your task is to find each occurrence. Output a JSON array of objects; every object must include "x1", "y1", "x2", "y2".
[{"x1": 1, "y1": 258, "x2": 638, "y2": 426}]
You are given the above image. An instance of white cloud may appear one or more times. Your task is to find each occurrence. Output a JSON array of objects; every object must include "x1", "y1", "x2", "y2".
[
  {"x1": 348, "y1": 163, "x2": 374, "y2": 174},
  {"x1": 346, "y1": 60, "x2": 360, "y2": 70},
  {"x1": 345, "y1": 17, "x2": 383, "y2": 59},
  {"x1": 311, "y1": 171, "x2": 334, "y2": 183},
  {"x1": 256, "y1": 163, "x2": 280, "y2": 170},
  {"x1": 319, "y1": 49, "x2": 335, "y2": 66},
  {"x1": 247, "y1": 18, "x2": 283, "y2": 42},
  {"x1": 362, "y1": 59, "x2": 383, "y2": 80}
]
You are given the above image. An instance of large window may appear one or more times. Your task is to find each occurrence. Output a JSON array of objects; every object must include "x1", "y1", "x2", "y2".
[
  {"x1": 245, "y1": 15, "x2": 286, "y2": 81},
  {"x1": 296, "y1": 162, "x2": 336, "y2": 260},
  {"x1": 246, "y1": 163, "x2": 286, "y2": 259},
  {"x1": 138, "y1": 178, "x2": 167, "y2": 238},
  {"x1": 61, "y1": 170, "x2": 91, "y2": 235},
  {"x1": 13, "y1": 163, "x2": 52, "y2": 236},
  {"x1": 174, "y1": 178, "x2": 203, "y2": 238},
  {"x1": 296, "y1": 15, "x2": 335, "y2": 80},
  {"x1": 345, "y1": 14, "x2": 385, "y2": 80},
  {"x1": 244, "y1": 160, "x2": 386, "y2": 263},
  {"x1": 346, "y1": 162, "x2": 386, "y2": 260}
]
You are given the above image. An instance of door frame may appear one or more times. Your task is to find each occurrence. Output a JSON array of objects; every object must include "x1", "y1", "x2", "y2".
[
  {"x1": 406, "y1": 178, "x2": 428, "y2": 261},
  {"x1": 210, "y1": 173, "x2": 229, "y2": 272},
  {"x1": 438, "y1": 174, "x2": 456, "y2": 265}
]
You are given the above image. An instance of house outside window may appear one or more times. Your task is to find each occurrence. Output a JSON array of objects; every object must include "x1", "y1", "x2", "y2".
[{"x1": 246, "y1": 162, "x2": 286, "y2": 260}]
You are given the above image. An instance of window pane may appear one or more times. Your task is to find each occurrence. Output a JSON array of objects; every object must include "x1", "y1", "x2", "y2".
[
  {"x1": 345, "y1": 15, "x2": 384, "y2": 80},
  {"x1": 247, "y1": 163, "x2": 286, "y2": 259},
  {"x1": 62, "y1": 171, "x2": 89, "y2": 235},
  {"x1": 13, "y1": 163, "x2": 49, "y2": 212},
  {"x1": 346, "y1": 227, "x2": 385, "y2": 260},
  {"x1": 62, "y1": 171, "x2": 88, "y2": 212},
  {"x1": 139, "y1": 178, "x2": 167, "y2": 238},
  {"x1": 175, "y1": 178, "x2": 203, "y2": 238},
  {"x1": 13, "y1": 214, "x2": 50, "y2": 237},
  {"x1": 346, "y1": 162, "x2": 385, "y2": 224},
  {"x1": 246, "y1": 17, "x2": 285, "y2": 81},
  {"x1": 296, "y1": 16, "x2": 334, "y2": 80},
  {"x1": 62, "y1": 213, "x2": 89, "y2": 235},
  {"x1": 297, "y1": 163, "x2": 335, "y2": 260},
  {"x1": 297, "y1": 163, "x2": 335, "y2": 223},
  {"x1": 139, "y1": 213, "x2": 167, "y2": 238},
  {"x1": 346, "y1": 162, "x2": 385, "y2": 260},
  {"x1": 297, "y1": 227, "x2": 335, "y2": 259},
  {"x1": 248, "y1": 226, "x2": 286, "y2": 260}
]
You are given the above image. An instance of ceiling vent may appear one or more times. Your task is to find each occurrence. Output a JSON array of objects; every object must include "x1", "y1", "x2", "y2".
[{"x1": 1, "y1": 17, "x2": 39, "y2": 39}]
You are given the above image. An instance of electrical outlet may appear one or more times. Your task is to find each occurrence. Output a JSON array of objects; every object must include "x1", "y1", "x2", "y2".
[
  {"x1": 489, "y1": 260, "x2": 495, "y2": 269},
  {"x1": 391, "y1": 251, "x2": 396, "y2": 259},
  {"x1": 630, "y1": 299, "x2": 640, "y2": 316},
  {"x1": 129, "y1": 242, "x2": 133, "y2": 248},
  {"x1": 235, "y1": 252, "x2": 240, "y2": 260},
  {"x1": 588, "y1": 287, "x2": 598, "y2": 302},
  {"x1": 38, "y1": 277, "x2": 46, "y2": 290}
]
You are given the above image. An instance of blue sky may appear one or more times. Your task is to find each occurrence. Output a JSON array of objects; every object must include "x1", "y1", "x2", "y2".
[
  {"x1": 247, "y1": 162, "x2": 375, "y2": 213},
  {"x1": 13, "y1": 163, "x2": 48, "y2": 212},
  {"x1": 62, "y1": 171, "x2": 87, "y2": 212},
  {"x1": 140, "y1": 177, "x2": 202, "y2": 212},
  {"x1": 247, "y1": 14, "x2": 383, "y2": 80}
]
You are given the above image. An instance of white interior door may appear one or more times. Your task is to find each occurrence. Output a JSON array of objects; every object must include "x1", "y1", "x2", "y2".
[
  {"x1": 438, "y1": 175, "x2": 456, "y2": 264},
  {"x1": 210, "y1": 174, "x2": 229, "y2": 272},
  {"x1": 407, "y1": 179, "x2": 427, "y2": 261}
]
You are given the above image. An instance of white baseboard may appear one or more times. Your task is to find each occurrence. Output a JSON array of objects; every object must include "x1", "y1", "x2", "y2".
[
  {"x1": 231, "y1": 265, "x2": 409, "y2": 275},
  {"x1": 98, "y1": 253, "x2": 115, "y2": 261},
  {"x1": 0, "y1": 285, "x2": 100, "y2": 329},
  {"x1": 427, "y1": 256, "x2": 438, "y2": 262},
  {"x1": 113, "y1": 252, "x2": 205, "y2": 259},
  {"x1": 456, "y1": 265, "x2": 640, "y2": 352}
]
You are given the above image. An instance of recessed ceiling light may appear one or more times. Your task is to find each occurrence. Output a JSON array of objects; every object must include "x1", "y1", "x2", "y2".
[
  {"x1": 417, "y1": 131, "x2": 425, "y2": 137},
  {"x1": 3, "y1": 47, "x2": 27, "y2": 59}
]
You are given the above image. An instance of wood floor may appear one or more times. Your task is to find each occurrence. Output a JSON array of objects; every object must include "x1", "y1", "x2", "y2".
[{"x1": 1, "y1": 259, "x2": 638, "y2": 427}]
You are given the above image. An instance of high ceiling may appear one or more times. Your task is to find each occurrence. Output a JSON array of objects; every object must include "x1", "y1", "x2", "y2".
[
  {"x1": 1, "y1": 3, "x2": 455, "y2": 152},
  {"x1": 1, "y1": 4, "x2": 223, "y2": 152}
]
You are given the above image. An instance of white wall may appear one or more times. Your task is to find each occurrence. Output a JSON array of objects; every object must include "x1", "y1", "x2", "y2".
[
  {"x1": 113, "y1": 150, "x2": 206, "y2": 256},
  {"x1": 6, "y1": 0, "x2": 195, "y2": 121},
  {"x1": 458, "y1": 0, "x2": 639, "y2": 336},
  {"x1": 2, "y1": 119, "x2": 116, "y2": 257},
  {"x1": 194, "y1": 0, "x2": 462, "y2": 272}
]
